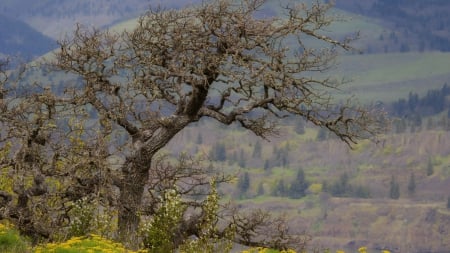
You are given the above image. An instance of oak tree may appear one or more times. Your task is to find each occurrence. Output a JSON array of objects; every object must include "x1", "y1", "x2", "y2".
[
  {"x1": 1, "y1": 0, "x2": 384, "y2": 249},
  {"x1": 53, "y1": 0, "x2": 383, "y2": 245}
]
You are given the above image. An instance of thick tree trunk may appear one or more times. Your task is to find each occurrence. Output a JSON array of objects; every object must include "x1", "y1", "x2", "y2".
[
  {"x1": 116, "y1": 119, "x2": 192, "y2": 249},
  {"x1": 117, "y1": 156, "x2": 152, "y2": 249}
]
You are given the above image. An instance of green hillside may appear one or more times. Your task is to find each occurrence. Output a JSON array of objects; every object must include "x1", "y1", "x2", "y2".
[{"x1": 335, "y1": 52, "x2": 450, "y2": 103}]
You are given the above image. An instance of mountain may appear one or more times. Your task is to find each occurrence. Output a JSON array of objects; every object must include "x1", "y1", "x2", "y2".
[
  {"x1": 0, "y1": 0, "x2": 203, "y2": 39},
  {"x1": 0, "y1": 13, "x2": 56, "y2": 58},
  {"x1": 334, "y1": 0, "x2": 450, "y2": 52}
]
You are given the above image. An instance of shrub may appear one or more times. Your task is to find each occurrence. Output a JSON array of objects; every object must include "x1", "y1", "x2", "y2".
[{"x1": 0, "y1": 222, "x2": 30, "y2": 253}]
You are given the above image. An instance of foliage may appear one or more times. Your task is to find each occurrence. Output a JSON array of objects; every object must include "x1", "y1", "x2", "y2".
[
  {"x1": 272, "y1": 179, "x2": 287, "y2": 197},
  {"x1": 389, "y1": 175, "x2": 400, "y2": 199},
  {"x1": 179, "y1": 180, "x2": 235, "y2": 253},
  {"x1": 68, "y1": 197, "x2": 117, "y2": 238},
  {"x1": 322, "y1": 172, "x2": 371, "y2": 199},
  {"x1": 210, "y1": 142, "x2": 227, "y2": 162},
  {"x1": 0, "y1": 222, "x2": 30, "y2": 253},
  {"x1": 407, "y1": 172, "x2": 416, "y2": 196},
  {"x1": 288, "y1": 168, "x2": 309, "y2": 199},
  {"x1": 140, "y1": 189, "x2": 186, "y2": 253},
  {"x1": 426, "y1": 157, "x2": 434, "y2": 176},
  {"x1": 237, "y1": 172, "x2": 251, "y2": 197}
]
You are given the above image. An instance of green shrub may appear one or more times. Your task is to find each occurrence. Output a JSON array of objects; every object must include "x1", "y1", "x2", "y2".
[{"x1": 0, "y1": 222, "x2": 30, "y2": 253}]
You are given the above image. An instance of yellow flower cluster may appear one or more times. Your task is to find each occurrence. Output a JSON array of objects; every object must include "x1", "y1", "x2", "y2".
[
  {"x1": 0, "y1": 222, "x2": 19, "y2": 235},
  {"x1": 241, "y1": 247, "x2": 296, "y2": 253},
  {"x1": 34, "y1": 234, "x2": 148, "y2": 253}
]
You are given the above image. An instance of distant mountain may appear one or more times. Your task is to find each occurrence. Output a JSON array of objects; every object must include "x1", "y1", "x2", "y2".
[
  {"x1": 0, "y1": 13, "x2": 56, "y2": 58},
  {"x1": 0, "y1": 0, "x2": 202, "y2": 39},
  {"x1": 334, "y1": 0, "x2": 450, "y2": 52}
]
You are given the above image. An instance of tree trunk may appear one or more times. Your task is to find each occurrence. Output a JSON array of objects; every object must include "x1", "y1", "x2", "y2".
[{"x1": 118, "y1": 156, "x2": 151, "y2": 249}]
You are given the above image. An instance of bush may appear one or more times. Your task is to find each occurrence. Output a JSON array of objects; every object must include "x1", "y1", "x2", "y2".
[{"x1": 0, "y1": 222, "x2": 30, "y2": 253}]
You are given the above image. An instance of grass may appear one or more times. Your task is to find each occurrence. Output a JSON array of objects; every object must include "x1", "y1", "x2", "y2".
[
  {"x1": 0, "y1": 223, "x2": 30, "y2": 253},
  {"x1": 333, "y1": 52, "x2": 450, "y2": 103}
]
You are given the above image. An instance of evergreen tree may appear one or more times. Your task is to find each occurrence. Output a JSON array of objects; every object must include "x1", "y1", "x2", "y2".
[
  {"x1": 272, "y1": 179, "x2": 286, "y2": 197},
  {"x1": 288, "y1": 168, "x2": 309, "y2": 199},
  {"x1": 209, "y1": 142, "x2": 226, "y2": 161},
  {"x1": 407, "y1": 172, "x2": 416, "y2": 196},
  {"x1": 263, "y1": 159, "x2": 270, "y2": 171},
  {"x1": 294, "y1": 119, "x2": 305, "y2": 135},
  {"x1": 427, "y1": 158, "x2": 434, "y2": 176},
  {"x1": 389, "y1": 175, "x2": 400, "y2": 199},
  {"x1": 237, "y1": 172, "x2": 250, "y2": 196},
  {"x1": 238, "y1": 149, "x2": 246, "y2": 168},
  {"x1": 252, "y1": 140, "x2": 262, "y2": 158},
  {"x1": 316, "y1": 127, "x2": 328, "y2": 141},
  {"x1": 257, "y1": 182, "x2": 265, "y2": 196},
  {"x1": 196, "y1": 133, "x2": 203, "y2": 144}
]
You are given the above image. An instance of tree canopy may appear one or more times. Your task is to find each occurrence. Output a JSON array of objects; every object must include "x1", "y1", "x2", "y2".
[{"x1": 0, "y1": 0, "x2": 385, "y2": 250}]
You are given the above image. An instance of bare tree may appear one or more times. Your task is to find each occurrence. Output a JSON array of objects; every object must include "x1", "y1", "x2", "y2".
[{"x1": 2, "y1": 0, "x2": 385, "y2": 249}]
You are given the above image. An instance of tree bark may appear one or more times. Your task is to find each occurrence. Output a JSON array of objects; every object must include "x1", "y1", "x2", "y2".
[
  {"x1": 117, "y1": 117, "x2": 193, "y2": 249},
  {"x1": 118, "y1": 157, "x2": 151, "y2": 248}
]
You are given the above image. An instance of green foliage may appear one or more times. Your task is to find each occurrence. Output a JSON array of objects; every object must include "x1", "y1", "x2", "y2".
[
  {"x1": 196, "y1": 133, "x2": 203, "y2": 144},
  {"x1": 316, "y1": 128, "x2": 328, "y2": 141},
  {"x1": 272, "y1": 179, "x2": 287, "y2": 197},
  {"x1": 252, "y1": 141, "x2": 262, "y2": 158},
  {"x1": 68, "y1": 197, "x2": 95, "y2": 237},
  {"x1": 209, "y1": 142, "x2": 227, "y2": 161},
  {"x1": 389, "y1": 175, "x2": 400, "y2": 199},
  {"x1": 257, "y1": 182, "x2": 265, "y2": 196},
  {"x1": 0, "y1": 223, "x2": 30, "y2": 253},
  {"x1": 288, "y1": 168, "x2": 309, "y2": 199},
  {"x1": 179, "y1": 180, "x2": 234, "y2": 253},
  {"x1": 294, "y1": 119, "x2": 305, "y2": 135},
  {"x1": 426, "y1": 157, "x2": 434, "y2": 176},
  {"x1": 237, "y1": 172, "x2": 250, "y2": 197},
  {"x1": 407, "y1": 172, "x2": 416, "y2": 196},
  {"x1": 323, "y1": 173, "x2": 371, "y2": 198},
  {"x1": 68, "y1": 197, "x2": 117, "y2": 239},
  {"x1": 0, "y1": 142, "x2": 13, "y2": 193},
  {"x1": 140, "y1": 189, "x2": 186, "y2": 253},
  {"x1": 239, "y1": 149, "x2": 247, "y2": 168}
]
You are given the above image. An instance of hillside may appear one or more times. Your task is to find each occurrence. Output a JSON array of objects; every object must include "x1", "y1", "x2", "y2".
[
  {"x1": 335, "y1": 0, "x2": 450, "y2": 52},
  {"x1": 0, "y1": 13, "x2": 55, "y2": 58},
  {"x1": 165, "y1": 119, "x2": 450, "y2": 252},
  {"x1": 0, "y1": 0, "x2": 203, "y2": 39}
]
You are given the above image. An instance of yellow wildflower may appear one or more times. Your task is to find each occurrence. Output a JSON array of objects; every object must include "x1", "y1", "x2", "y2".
[{"x1": 358, "y1": 247, "x2": 368, "y2": 253}]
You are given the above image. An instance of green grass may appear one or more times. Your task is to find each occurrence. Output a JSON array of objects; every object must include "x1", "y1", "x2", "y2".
[
  {"x1": 0, "y1": 223, "x2": 30, "y2": 253},
  {"x1": 333, "y1": 52, "x2": 450, "y2": 103}
]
